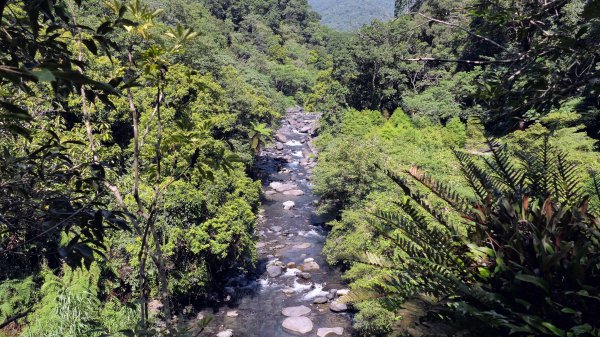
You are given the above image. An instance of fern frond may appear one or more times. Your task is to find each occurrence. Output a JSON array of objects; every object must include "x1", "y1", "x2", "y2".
[
  {"x1": 408, "y1": 166, "x2": 473, "y2": 215},
  {"x1": 554, "y1": 149, "x2": 583, "y2": 204},
  {"x1": 483, "y1": 139, "x2": 525, "y2": 195}
]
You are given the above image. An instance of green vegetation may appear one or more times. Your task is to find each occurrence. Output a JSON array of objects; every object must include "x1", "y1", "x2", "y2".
[
  {"x1": 0, "y1": 0, "x2": 328, "y2": 335},
  {"x1": 1, "y1": 0, "x2": 600, "y2": 336},
  {"x1": 312, "y1": 0, "x2": 600, "y2": 335}
]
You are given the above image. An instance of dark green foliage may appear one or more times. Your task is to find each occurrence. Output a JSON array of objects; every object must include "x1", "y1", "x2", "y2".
[{"x1": 344, "y1": 143, "x2": 600, "y2": 336}]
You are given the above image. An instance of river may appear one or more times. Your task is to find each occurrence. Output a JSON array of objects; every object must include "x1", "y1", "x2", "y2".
[{"x1": 199, "y1": 110, "x2": 354, "y2": 336}]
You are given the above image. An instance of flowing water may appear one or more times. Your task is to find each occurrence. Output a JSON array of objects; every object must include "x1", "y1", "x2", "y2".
[{"x1": 199, "y1": 111, "x2": 354, "y2": 336}]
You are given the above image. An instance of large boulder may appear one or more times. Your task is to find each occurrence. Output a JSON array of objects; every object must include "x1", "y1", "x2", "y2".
[
  {"x1": 282, "y1": 317, "x2": 313, "y2": 335},
  {"x1": 281, "y1": 305, "x2": 311, "y2": 317}
]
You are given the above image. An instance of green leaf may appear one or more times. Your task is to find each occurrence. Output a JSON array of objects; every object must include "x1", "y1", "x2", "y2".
[
  {"x1": 32, "y1": 68, "x2": 56, "y2": 82},
  {"x1": 515, "y1": 274, "x2": 549, "y2": 292}
]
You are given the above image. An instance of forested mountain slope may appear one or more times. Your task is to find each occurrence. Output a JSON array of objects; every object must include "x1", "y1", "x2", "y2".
[
  {"x1": 0, "y1": 0, "x2": 329, "y2": 335},
  {"x1": 308, "y1": 0, "x2": 395, "y2": 31},
  {"x1": 310, "y1": 0, "x2": 600, "y2": 335}
]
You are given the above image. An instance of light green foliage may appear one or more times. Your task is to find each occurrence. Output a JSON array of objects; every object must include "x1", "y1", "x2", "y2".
[
  {"x1": 0, "y1": 277, "x2": 36, "y2": 325},
  {"x1": 23, "y1": 265, "x2": 101, "y2": 337}
]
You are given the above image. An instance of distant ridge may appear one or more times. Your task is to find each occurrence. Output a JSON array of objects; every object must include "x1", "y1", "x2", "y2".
[{"x1": 307, "y1": 0, "x2": 395, "y2": 31}]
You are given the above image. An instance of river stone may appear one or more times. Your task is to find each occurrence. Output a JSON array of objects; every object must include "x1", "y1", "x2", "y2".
[
  {"x1": 297, "y1": 272, "x2": 311, "y2": 280},
  {"x1": 265, "y1": 190, "x2": 277, "y2": 196},
  {"x1": 317, "y1": 327, "x2": 344, "y2": 337},
  {"x1": 329, "y1": 301, "x2": 348, "y2": 312},
  {"x1": 287, "y1": 262, "x2": 297, "y2": 268},
  {"x1": 256, "y1": 242, "x2": 266, "y2": 249},
  {"x1": 282, "y1": 288, "x2": 295, "y2": 295},
  {"x1": 282, "y1": 305, "x2": 311, "y2": 317},
  {"x1": 302, "y1": 261, "x2": 320, "y2": 271},
  {"x1": 275, "y1": 133, "x2": 288, "y2": 143},
  {"x1": 216, "y1": 329, "x2": 233, "y2": 337},
  {"x1": 282, "y1": 317, "x2": 313, "y2": 335},
  {"x1": 283, "y1": 189, "x2": 305, "y2": 196},
  {"x1": 283, "y1": 201, "x2": 295, "y2": 210},
  {"x1": 336, "y1": 289, "x2": 350, "y2": 296},
  {"x1": 304, "y1": 258, "x2": 314, "y2": 263},
  {"x1": 276, "y1": 142, "x2": 284, "y2": 150},
  {"x1": 267, "y1": 265, "x2": 283, "y2": 277},
  {"x1": 294, "y1": 243, "x2": 312, "y2": 249},
  {"x1": 270, "y1": 182, "x2": 298, "y2": 193},
  {"x1": 313, "y1": 297, "x2": 328, "y2": 304},
  {"x1": 226, "y1": 310, "x2": 238, "y2": 318},
  {"x1": 271, "y1": 226, "x2": 282, "y2": 232}
]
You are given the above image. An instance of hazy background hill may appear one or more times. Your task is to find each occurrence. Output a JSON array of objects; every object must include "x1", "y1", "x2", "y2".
[{"x1": 307, "y1": 0, "x2": 395, "y2": 31}]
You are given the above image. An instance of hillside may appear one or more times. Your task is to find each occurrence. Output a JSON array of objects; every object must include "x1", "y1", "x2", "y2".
[{"x1": 308, "y1": 0, "x2": 395, "y2": 31}]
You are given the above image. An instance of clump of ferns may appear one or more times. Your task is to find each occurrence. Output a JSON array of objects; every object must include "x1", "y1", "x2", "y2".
[{"x1": 341, "y1": 139, "x2": 600, "y2": 336}]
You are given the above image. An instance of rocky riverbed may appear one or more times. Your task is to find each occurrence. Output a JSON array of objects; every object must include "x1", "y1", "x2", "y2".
[{"x1": 199, "y1": 109, "x2": 353, "y2": 336}]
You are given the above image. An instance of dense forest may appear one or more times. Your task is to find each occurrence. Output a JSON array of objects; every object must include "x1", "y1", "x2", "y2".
[{"x1": 1, "y1": 0, "x2": 600, "y2": 336}]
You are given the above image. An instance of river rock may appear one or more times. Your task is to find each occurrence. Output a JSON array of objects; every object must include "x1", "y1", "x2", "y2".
[
  {"x1": 296, "y1": 271, "x2": 311, "y2": 280},
  {"x1": 270, "y1": 182, "x2": 298, "y2": 193},
  {"x1": 282, "y1": 288, "x2": 295, "y2": 295},
  {"x1": 282, "y1": 317, "x2": 313, "y2": 335},
  {"x1": 304, "y1": 258, "x2": 314, "y2": 263},
  {"x1": 336, "y1": 289, "x2": 349, "y2": 296},
  {"x1": 300, "y1": 126, "x2": 311, "y2": 133},
  {"x1": 275, "y1": 133, "x2": 288, "y2": 143},
  {"x1": 267, "y1": 265, "x2": 283, "y2": 277},
  {"x1": 329, "y1": 301, "x2": 348, "y2": 312},
  {"x1": 216, "y1": 329, "x2": 233, "y2": 337},
  {"x1": 317, "y1": 327, "x2": 344, "y2": 337},
  {"x1": 294, "y1": 243, "x2": 312, "y2": 249},
  {"x1": 282, "y1": 305, "x2": 311, "y2": 317},
  {"x1": 313, "y1": 297, "x2": 328, "y2": 304},
  {"x1": 283, "y1": 189, "x2": 305, "y2": 196},
  {"x1": 302, "y1": 261, "x2": 320, "y2": 271},
  {"x1": 287, "y1": 262, "x2": 297, "y2": 268},
  {"x1": 276, "y1": 142, "x2": 284, "y2": 150},
  {"x1": 256, "y1": 242, "x2": 266, "y2": 249},
  {"x1": 226, "y1": 310, "x2": 238, "y2": 318},
  {"x1": 283, "y1": 201, "x2": 295, "y2": 210}
]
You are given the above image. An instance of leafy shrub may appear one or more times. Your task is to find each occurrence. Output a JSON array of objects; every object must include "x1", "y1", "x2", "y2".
[{"x1": 342, "y1": 141, "x2": 600, "y2": 336}]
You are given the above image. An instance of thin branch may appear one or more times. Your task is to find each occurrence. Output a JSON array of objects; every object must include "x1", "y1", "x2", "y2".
[
  {"x1": 398, "y1": 57, "x2": 518, "y2": 64},
  {"x1": 0, "y1": 308, "x2": 32, "y2": 329},
  {"x1": 413, "y1": 12, "x2": 507, "y2": 51}
]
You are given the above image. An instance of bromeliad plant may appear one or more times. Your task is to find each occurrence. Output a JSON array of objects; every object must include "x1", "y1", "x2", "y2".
[{"x1": 342, "y1": 140, "x2": 600, "y2": 336}]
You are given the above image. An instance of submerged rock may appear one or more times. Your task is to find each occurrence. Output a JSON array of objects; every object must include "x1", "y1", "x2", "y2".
[
  {"x1": 282, "y1": 316, "x2": 313, "y2": 335},
  {"x1": 317, "y1": 327, "x2": 344, "y2": 337},
  {"x1": 294, "y1": 242, "x2": 312, "y2": 249},
  {"x1": 283, "y1": 189, "x2": 305, "y2": 196},
  {"x1": 313, "y1": 297, "x2": 328, "y2": 304}
]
